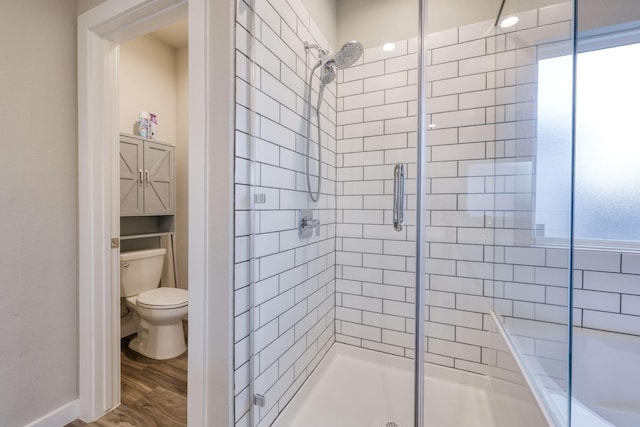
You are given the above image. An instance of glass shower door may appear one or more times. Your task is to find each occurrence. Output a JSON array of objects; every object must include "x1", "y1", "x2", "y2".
[
  {"x1": 421, "y1": 0, "x2": 576, "y2": 426},
  {"x1": 487, "y1": 1, "x2": 575, "y2": 426},
  {"x1": 235, "y1": 1, "x2": 423, "y2": 426},
  {"x1": 571, "y1": 4, "x2": 640, "y2": 427}
]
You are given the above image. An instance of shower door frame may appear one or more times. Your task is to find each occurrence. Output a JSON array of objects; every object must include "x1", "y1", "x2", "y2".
[{"x1": 413, "y1": 1, "x2": 428, "y2": 426}]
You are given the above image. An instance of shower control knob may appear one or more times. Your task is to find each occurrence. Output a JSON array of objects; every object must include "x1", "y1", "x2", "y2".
[{"x1": 298, "y1": 209, "x2": 320, "y2": 238}]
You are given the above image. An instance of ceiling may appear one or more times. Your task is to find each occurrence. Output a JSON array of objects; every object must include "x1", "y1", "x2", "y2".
[{"x1": 150, "y1": 19, "x2": 188, "y2": 49}]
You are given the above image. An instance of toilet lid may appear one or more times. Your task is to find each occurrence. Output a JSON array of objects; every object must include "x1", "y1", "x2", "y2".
[{"x1": 136, "y1": 287, "x2": 188, "y2": 309}]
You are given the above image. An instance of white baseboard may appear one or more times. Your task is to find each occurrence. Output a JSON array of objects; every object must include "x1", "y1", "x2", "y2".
[{"x1": 24, "y1": 399, "x2": 79, "y2": 427}]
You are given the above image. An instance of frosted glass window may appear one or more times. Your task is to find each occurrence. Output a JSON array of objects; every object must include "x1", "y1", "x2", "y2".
[
  {"x1": 535, "y1": 55, "x2": 573, "y2": 239},
  {"x1": 536, "y1": 42, "x2": 640, "y2": 243}
]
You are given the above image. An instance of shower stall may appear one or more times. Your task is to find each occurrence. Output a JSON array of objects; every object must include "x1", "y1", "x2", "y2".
[{"x1": 233, "y1": 0, "x2": 640, "y2": 426}]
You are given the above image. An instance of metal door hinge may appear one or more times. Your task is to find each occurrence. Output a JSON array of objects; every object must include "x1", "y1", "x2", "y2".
[
  {"x1": 111, "y1": 238, "x2": 120, "y2": 249},
  {"x1": 253, "y1": 394, "x2": 265, "y2": 407}
]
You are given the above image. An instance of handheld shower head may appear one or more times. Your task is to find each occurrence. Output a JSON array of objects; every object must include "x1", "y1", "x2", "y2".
[
  {"x1": 322, "y1": 40, "x2": 364, "y2": 69},
  {"x1": 303, "y1": 39, "x2": 363, "y2": 202},
  {"x1": 319, "y1": 64, "x2": 336, "y2": 86}
]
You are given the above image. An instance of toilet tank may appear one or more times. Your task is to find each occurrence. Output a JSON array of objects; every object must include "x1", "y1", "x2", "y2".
[{"x1": 120, "y1": 248, "x2": 166, "y2": 297}]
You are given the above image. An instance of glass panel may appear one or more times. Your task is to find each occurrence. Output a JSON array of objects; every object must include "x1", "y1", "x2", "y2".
[
  {"x1": 422, "y1": 3, "x2": 503, "y2": 426},
  {"x1": 572, "y1": 6, "x2": 640, "y2": 427},
  {"x1": 490, "y1": 1, "x2": 575, "y2": 426},
  {"x1": 235, "y1": 1, "x2": 421, "y2": 426},
  {"x1": 420, "y1": 2, "x2": 571, "y2": 426}
]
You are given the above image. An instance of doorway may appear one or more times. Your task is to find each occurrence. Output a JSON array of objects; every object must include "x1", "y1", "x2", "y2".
[
  {"x1": 77, "y1": 1, "x2": 234, "y2": 425},
  {"x1": 117, "y1": 19, "x2": 189, "y2": 424}
]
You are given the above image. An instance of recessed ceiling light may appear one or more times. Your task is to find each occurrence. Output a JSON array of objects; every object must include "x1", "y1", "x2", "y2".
[
  {"x1": 382, "y1": 42, "x2": 395, "y2": 52},
  {"x1": 500, "y1": 16, "x2": 519, "y2": 28}
]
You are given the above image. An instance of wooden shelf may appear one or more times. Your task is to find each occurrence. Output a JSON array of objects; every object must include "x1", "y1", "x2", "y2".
[{"x1": 120, "y1": 231, "x2": 174, "y2": 241}]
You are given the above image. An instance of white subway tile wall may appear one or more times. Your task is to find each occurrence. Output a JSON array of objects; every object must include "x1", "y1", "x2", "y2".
[
  {"x1": 334, "y1": 18, "x2": 507, "y2": 373},
  {"x1": 234, "y1": 1, "x2": 337, "y2": 425},
  {"x1": 334, "y1": 37, "x2": 420, "y2": 359}
]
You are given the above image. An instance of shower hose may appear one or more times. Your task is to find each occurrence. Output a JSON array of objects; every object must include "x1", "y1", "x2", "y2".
[{"x1": 306, "y1": 62, "x2": 325, "y2": 203}]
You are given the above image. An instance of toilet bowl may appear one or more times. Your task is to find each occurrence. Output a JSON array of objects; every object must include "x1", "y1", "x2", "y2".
[{"x1": 121, "y1": 248, "x2": 188, "y2": 360}]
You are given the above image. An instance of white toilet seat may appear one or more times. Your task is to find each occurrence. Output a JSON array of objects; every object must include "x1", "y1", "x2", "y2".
[
  {"x1": 120, "y1": 249, "x2": 188, "y2": 360},
  {"x1": 131, "y1": 287, "x2": 188, "y2": 310}
]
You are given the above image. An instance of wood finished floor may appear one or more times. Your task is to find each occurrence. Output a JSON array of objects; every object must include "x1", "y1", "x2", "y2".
[{"x1": 66, "y1": 321, "x2": 187, "y2": 427}]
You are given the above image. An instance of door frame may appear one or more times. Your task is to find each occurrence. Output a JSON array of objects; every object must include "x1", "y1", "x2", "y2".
[{"x1": 77, "y1": 0, "x2": 235, "y2": 424}]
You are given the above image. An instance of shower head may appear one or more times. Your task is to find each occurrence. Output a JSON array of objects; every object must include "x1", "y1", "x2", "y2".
[
  {"x1": 322, "y1": 40, "x2": 363, "y2": 69},
  {"x1": 319, "y1": 64, "x2": 336, "y2": 86}
]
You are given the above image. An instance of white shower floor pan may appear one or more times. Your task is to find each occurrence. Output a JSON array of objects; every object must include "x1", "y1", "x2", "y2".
[{"x1": 273, "y1": 343, "x2": 498, "y2": 427}]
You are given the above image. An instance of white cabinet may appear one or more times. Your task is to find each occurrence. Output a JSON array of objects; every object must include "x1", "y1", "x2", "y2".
[{"x1": 120, "y1": 134, "x2": 175, "y2": 216}]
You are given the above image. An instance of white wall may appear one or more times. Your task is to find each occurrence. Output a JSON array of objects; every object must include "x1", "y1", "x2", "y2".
[
  {"x1": 119, "y1": 35, "x2": 177, "y2": 143},
  {"x1": 301, "y1": 0, "x2": 337, "y2": 49},
  {"x1": 577, "y1": 0, "x2": 640, "y2": 31},
  {"x1": 0, "y1": 1, "x2": 79, "y2": 425},
  {"x1": 337, "y1": 0, "x2": 417, "y2": 49},
  {"x1": 77, "y1": 0, "x2": 106, "y2": 15}
]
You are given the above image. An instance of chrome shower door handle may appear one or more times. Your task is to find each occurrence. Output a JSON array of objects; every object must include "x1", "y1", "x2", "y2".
[{"x1": 393, "y1": 163, "x2": 405, "y2": 231}]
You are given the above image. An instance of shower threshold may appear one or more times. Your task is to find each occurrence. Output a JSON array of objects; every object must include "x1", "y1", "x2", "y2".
[{"x1": 271, "y1": 343, "x2": 497, "y2": 427}]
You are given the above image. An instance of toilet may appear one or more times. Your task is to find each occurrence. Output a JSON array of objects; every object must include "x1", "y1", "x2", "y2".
[{"x1": 120, "y1": 248, "x2": 188, "y2": 360}]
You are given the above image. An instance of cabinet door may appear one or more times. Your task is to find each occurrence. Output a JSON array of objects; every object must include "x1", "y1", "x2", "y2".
[
  {"x1": 143, "y1": 140, "x2": 175, "y2": 215},
  {"x1": 120, "y1": 137, "x2": 144, "y2": 216}
]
